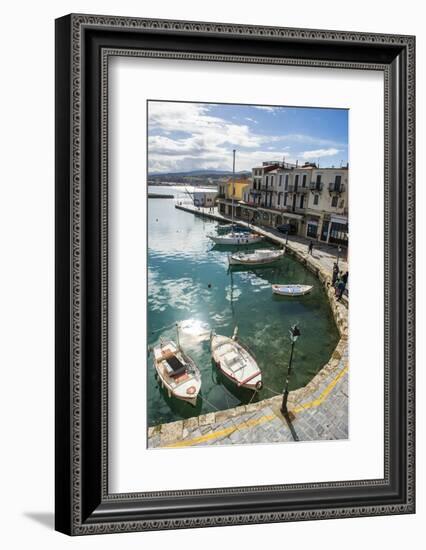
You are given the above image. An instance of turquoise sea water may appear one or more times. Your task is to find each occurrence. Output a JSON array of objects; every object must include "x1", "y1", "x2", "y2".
[{"x1": 147, "y1": 186, "x2": 339, "y2": 426}]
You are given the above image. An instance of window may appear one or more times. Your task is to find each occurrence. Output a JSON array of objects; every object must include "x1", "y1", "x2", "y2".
[
  {"x1": 307, "y1": 223, "x2": 318, "y2": 238},
  {"x1": 302, "y1": 174, "x2": 307, "y2": 187},
  {"x1": 294, "y1": 174, "x2": 299, "y2": 190},
  {"x1": 335, "y1": 175, "x2": 341, "y2": 185},
  {"x1": 284, "y1": 192, "x2": 288, "y2": 206},
  {"x1": 265, "y1": 175, "x2": 269, "y2": 185},
  {"x1": 279, "y1": 174, "x2": 282, "y2": 186},
  {"x1": 285, "y1": 174, "x2": 289, "y2": 190},
  {"x1": 313, "y1": 194, "x2": 319, "y2": 206},
  {"x1": 300, "y1": 195, "x2": 305, "y2": 209},
  {"x1": 271, "y1": 175, "x2": 274, "y2": 185},
  {"x1": 316, "y1": 174, "x2": 322, "y2": 184},
  {"x1": 331, "y1": 196, "x2": 338, "y2": 207}
]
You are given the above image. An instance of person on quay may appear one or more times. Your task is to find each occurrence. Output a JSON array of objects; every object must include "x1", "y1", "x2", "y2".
[
  {"x1": 337, "y1": 273, "x2": 348, "y2": 300},
  {"x1": 332, "y1": 262, "x2": 339, "y2": 286},
  {"x1": 308, "y1": 240, "x2": 314, "y2": 255}
]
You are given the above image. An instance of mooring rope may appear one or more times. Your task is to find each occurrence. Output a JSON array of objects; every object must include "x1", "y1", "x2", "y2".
[
  {"x1": 200, "y1": 382, "x2": 265, "y2": 439},
  {"x1": 262, "y1": 384, "x2": 282, "y2": 396}
]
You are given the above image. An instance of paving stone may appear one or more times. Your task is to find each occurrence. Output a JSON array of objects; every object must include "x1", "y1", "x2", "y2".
[
  {"x1": 199, "y1": 412, "x2": 215, "y2": 426},
  {"x1": 148, "y1": 435, "x2": 161, "y2": 448},
  {"x1": 160, "y1": 420, "x2": 183, "y2": 446}
]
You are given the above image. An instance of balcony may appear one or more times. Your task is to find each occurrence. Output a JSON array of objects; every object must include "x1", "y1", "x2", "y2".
[
  {"x1": 309, "y1": 182, "x2": 323, "y2": 191},
  {"x1": 286, "y1": 185, "x2": 309, "y2": 194},
  {"x1": 328, "y1": 182, "x2": 345, "y2": 193}
]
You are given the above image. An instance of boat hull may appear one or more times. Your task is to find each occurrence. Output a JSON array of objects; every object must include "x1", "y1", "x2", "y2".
[
  {"x1": 153, "y1": 341, "x2": 201, "y2": 406},
  {"x1": 210, "y1": 232, "x2": 263, "y2": 245},
  {"x1": 229, "y1": 249, "x2": 284, "y2": 266},
  {"x1": 272, "y1": 284, "x2": 313, "y2": 296},
  {"x1": 210, "y1": 333, "x2": 262, "y2": 391}
]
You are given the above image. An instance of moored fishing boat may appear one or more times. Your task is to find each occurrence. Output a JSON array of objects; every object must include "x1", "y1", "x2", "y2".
[
  {"x1": 272, "y1": 284, "x2": 313, "y2": 296},
  {"x1": 152, "y1": 325, "x2": 201, "y2": 406},
  {"x1": 210, "y1": 231, "x2": 263, "y2": 245},
  {"x1": 228, "y1": 248, "x2": 285, "y2": 266},
  {"x1": 210, "y1": 328, "x2": 262, "y2": 391}
]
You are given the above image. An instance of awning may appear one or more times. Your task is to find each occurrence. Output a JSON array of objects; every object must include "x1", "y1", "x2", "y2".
[
  {"x1": 330, "y1": 215, "x2": 348, "y2": 224},
  {"x1": 281, "y1": 212, "x2": 303, "y2": 221}
]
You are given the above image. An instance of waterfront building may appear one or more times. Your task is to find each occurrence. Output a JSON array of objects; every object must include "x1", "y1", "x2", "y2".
[
  {"x1": 192, "y1": 190, "x2": 217, "y2": 208},
  {"x1": 217, "y1": 177, "x2": 251, "y2": 217},
  {"x1": 217, "y1": 160, "x2": 348, "y2": 246}
]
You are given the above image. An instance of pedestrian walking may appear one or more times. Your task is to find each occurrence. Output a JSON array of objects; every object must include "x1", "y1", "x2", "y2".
[
  {"x1": 308, "y1": 240, "x2": 314, "y2": 255},
  {"x1": 336, "y1": 277, "x2": 346, "y2": 300}
]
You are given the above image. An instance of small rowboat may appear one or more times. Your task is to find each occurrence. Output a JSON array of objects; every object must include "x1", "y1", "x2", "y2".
[
  {"x1": 272, "y1": 284, "x2": 313, "y2": 296},
  {"x1": 209, "y1": 231, "x2": 263, "y2": 245},
  {"x1": 210, "y1": 329, "x2": 262, "y2": 391},
  {"x1": 153, "y1": 339, "x2": 201, "y2": 406},
  {"x1": 229, "y1": 248, "x2": 284, "y2": 266}
]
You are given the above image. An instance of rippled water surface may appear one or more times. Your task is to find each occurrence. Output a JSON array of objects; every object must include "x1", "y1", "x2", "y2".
[{"x1": 147, "y1": 186, "x2": 339, "y2": 426}]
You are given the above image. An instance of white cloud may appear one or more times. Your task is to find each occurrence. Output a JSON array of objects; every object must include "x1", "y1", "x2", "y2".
[
  {"x1": 147, "y1": 102, "x2": 345, "y2": 173},
  {"x1": 148, "y1": 102, "x2": 286, "y2": 172},
  {"x1": 300, "y1": 148, "x2": 340, "y2": 160},
  {"x1": 252, "y1": 106, "x2": 279, "y2": 113}
]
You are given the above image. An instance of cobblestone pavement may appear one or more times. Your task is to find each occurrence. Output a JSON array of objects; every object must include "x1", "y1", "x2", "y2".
[{"x1": 148, "y1": 351, "x2": 348, "y2": 448}]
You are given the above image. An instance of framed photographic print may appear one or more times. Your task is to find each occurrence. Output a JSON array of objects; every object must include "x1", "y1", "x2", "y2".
[{"x1": 55, "y1": 14, "x2": 415, "y2": 535}]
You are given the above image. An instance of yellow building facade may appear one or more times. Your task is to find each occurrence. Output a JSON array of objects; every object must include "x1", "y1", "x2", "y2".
[{"x1": 224, "y1": 178, "x2": 250, "y2": 200}]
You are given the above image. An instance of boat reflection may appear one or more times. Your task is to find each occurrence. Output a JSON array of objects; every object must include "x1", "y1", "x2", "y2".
[
  {"x1": 153, "y1": 373, "x2": 204, "y2": 418},
  {"x1": 211, "y1": 359, "x2": 262, "y2": 404}
]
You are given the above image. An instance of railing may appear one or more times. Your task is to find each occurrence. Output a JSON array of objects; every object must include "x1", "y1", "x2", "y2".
[
  {"x1": 328, "y1": 182, "x2": 345, "y2": 193},
  {"x1": 309, "y1": 182, "x2": 323, "y2": 191}
]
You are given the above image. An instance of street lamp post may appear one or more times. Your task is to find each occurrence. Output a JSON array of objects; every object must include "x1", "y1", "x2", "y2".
[
  {"x1": 281, "y1": 324, "x2": 301, "y2": 416},
  {"x1": 336, "y1": 245, "x2": 342, "y2": 266}
]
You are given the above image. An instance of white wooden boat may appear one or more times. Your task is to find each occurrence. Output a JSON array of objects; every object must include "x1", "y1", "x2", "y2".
[
  {"x1": 272, "y1": 284, "x2": 313, "y2": 296},
  {"x1": 153, "y1": 339, "x2": 201, "y2": 406},
  {"x1": 210, "y1": 231, "x2": 263, "y2": 245},
  {"x1": 229, "y1": 248, "x2": 284, "y2": 266},
  {"x1": 210, "y1": 329, "x2": 262, "y2": 390}
]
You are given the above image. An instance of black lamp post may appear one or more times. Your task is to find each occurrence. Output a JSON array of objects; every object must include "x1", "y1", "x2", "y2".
[
  {"x1": 281, "y1": 324, "x2": 301, "y2": 416},
  {"x1": 336, "y1": 245, "x2": 342, "y2": 266}
]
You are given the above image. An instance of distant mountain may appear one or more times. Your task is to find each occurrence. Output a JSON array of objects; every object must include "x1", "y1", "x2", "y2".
[{"x1": 148, "y1": 169, "x2": 251, "y2": 178}]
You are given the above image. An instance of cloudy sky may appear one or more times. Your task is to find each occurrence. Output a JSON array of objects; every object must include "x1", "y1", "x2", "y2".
[{"x1": 148, "y1": 101, "x2": 348, "y2": 174}]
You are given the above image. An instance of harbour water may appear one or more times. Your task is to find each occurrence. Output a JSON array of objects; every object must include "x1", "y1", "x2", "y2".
[{"x1": 147, "y1": 185, "x2": 339, "y2": 426}]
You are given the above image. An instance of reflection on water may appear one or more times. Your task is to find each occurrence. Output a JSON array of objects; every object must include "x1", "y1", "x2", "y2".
[{"x1": 147, "y1": 186, "x2": 339, "y2": 426}]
